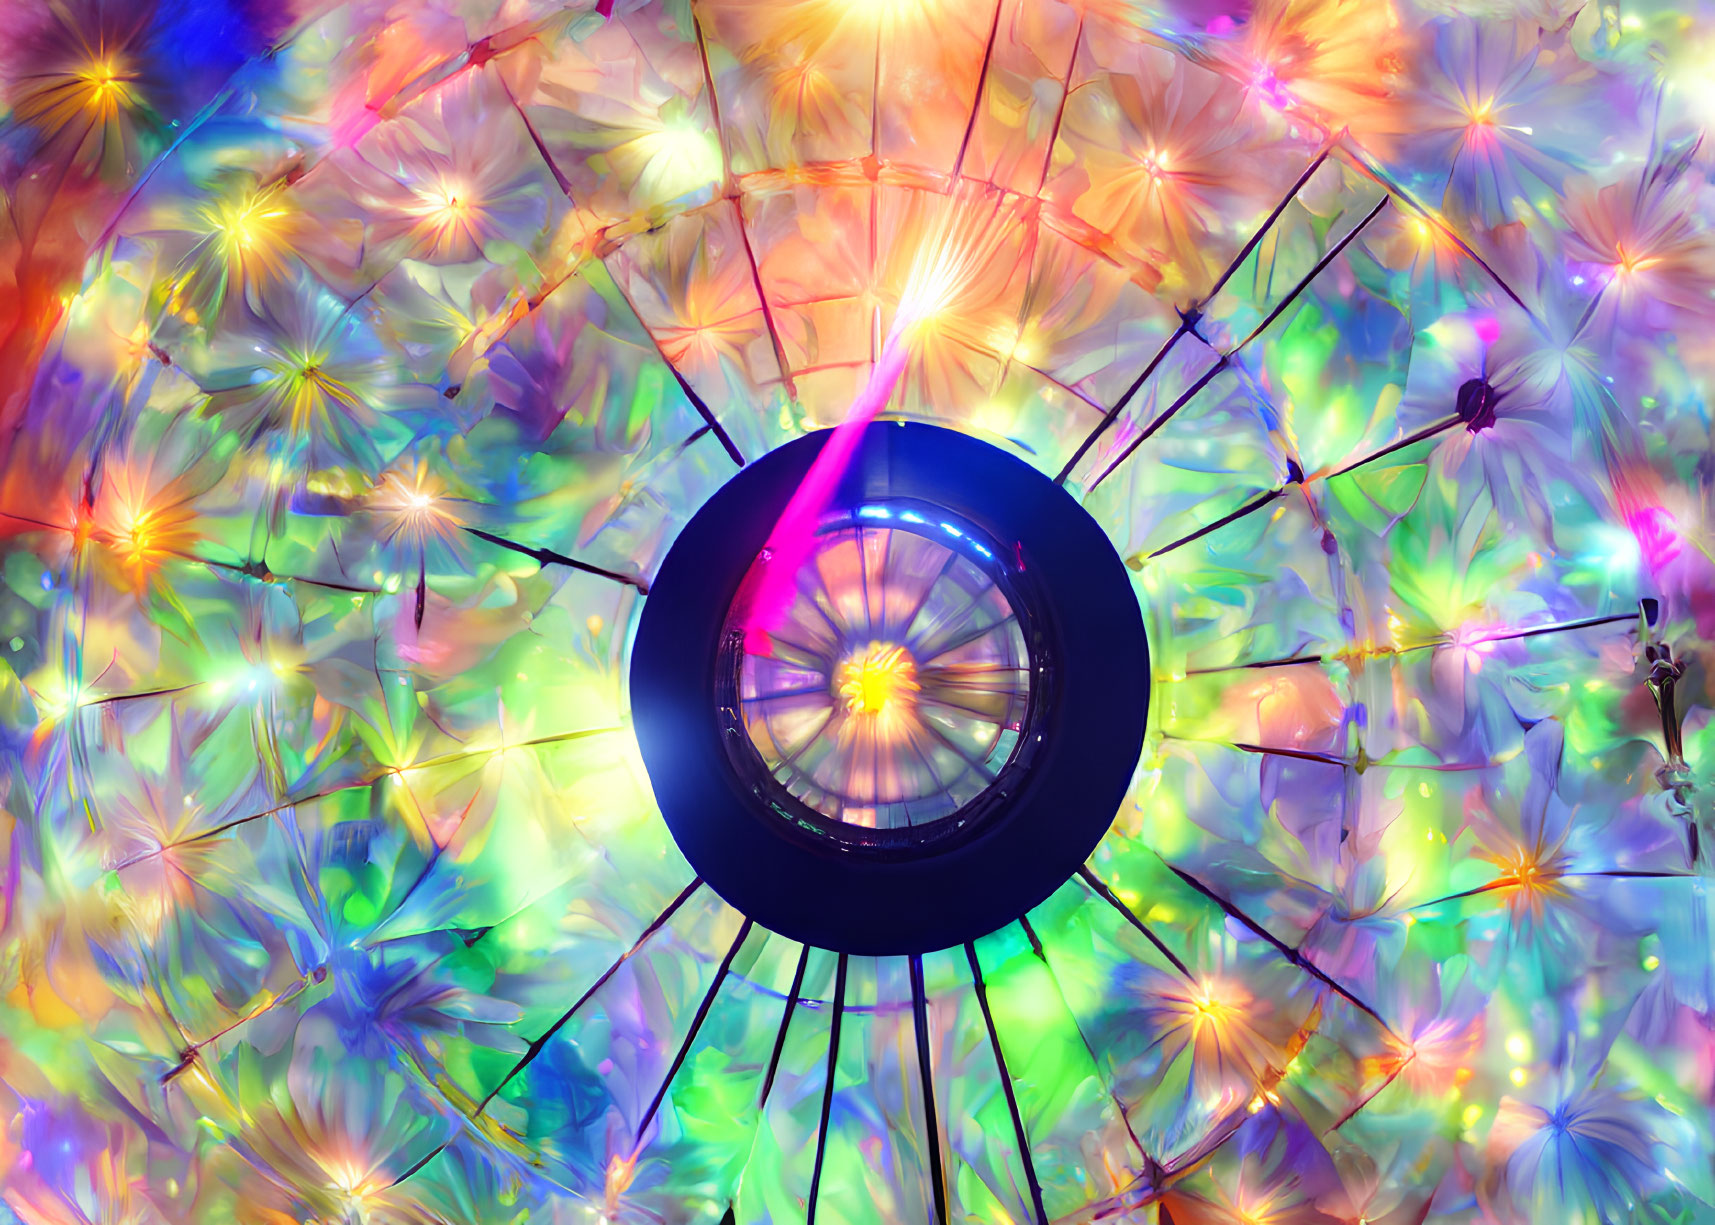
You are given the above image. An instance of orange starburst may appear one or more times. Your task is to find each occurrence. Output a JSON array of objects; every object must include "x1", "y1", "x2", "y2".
[
  {"x1": 1561, "y1": 169, "x2": 1715, "y2": 323},
  {"x1": 1486, "y1": 842, "x2": 1571, "y2": 919},
  {"x1": 12, "y1": 52, "x2": 141, "y2": 136},
  {"x1": 8, "y1": 26, "x2": 148, "y2": 178},
  {"x1": 1048, "y1": 44, "x2": 1297, "y2": 295},
  {"x1": 1145, "y1": 975, "x2": 1287, "y2": 1091},
  {"x1": 1211, "y1": 0, "x2": 1405, "y2": 149},
  {"x1": 90, "y1": 461, "x2": 202, "y2": 585}
]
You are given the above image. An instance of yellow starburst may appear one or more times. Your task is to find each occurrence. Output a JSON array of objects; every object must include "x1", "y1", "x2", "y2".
[
  {"x1": 201, "y1": 186, "x2": 297, "y2": 287},
  {"x1": 836, "y1": 642, "x2": 920, "y2": 717}
]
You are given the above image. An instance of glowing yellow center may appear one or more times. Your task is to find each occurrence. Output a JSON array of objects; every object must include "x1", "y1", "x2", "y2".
[
  {"x1": 429, "y1": 190, "x2": 466, "y2": 219},
  {"x1": 836, "y1": 642, "x2": 919, "y2": 716},
  {"x1": 71, "y1": 57, "x2": 137, "y2": 121},
  {"x1": 122, "y1": 513, "x2": 156, "y2": 565}
]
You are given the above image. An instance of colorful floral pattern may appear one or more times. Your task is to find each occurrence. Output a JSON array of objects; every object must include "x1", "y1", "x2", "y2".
[{"x1": 3, "y1": 1, "x2": 1714, "y2": 1223}]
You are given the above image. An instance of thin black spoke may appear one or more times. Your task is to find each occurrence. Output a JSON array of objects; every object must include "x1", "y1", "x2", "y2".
[
  {"x1": 876, "y1": 520, "x2": 895, "y2": 638},
  {"x1": 806, "y1": 953, "x2": 849, "y2": 1225},
  {"x1": 899, "y1": 728, "x2": 948, "y2": 830},
  {"x1": 805, "y1": 562, "x2": 850, "y2": 643},
  {"x1": 1185, "y1": 653, "x2": 1323, "y2": 676},
  {"x1": 758, "y1": 944, "x2": 812, "y2": 1108},
  {"x1": 500, "y1": 73, "x2": 574, "y2": 197},
  {"x1": 1229, "y1": 196, "x2": 1390, "y2": 355},
  {"x1": 116, "y1": 726, "x2": 626, "y2": 874},
  {"x1": 630, "y1": 918, "x2": 754, "y2": 1154},
  {"x1": 390, "y1": 1135, "x2": 453, "y2": 1188},
  {"x1": 1087, "y1": 196, "x2": 1390, "y2": 492},
  {"x1": 465, "y1": 527, "x2": 649, "y2": 593},
  {"x1": 1326, "y1": 1060, "x2": 1410, "y2": 1135},
  {"x1": 1145, "y1": 485, "x2": 1289, "y2": 559},
  {"x1": 477, "y1": 879, "x2": 702, "y2": 1112},
  {"x1": 909, "y1": 955, "x2": 951, "y2": 1225},
  {"x1": 78, "y1": 683, "x2": 202, "y2": 708},
  {"x1": 858, "y1": 525, "x2": 875, "y2": 639},
  {"x1": 769, "y1": 706, "x2": 839, "y2": 770},
  {"x1": 950, "y1": 0, "x2": 1004, "y2": 179},
  {"x1": 1165, "y1": 1108, "x2": 1249, "y2": 1175},
  {"x1": 916, "y1": 690, "x2": 1012, "y2": 723},
  {"x1": 1085, "y1": 357, "x2": 1228, "y2": 492},
  {"x1": 1325, "y1": 414, "x2": 1460, "y2": 479},
  {"x1": 1186, "y1": 608, "x2": 1643, "y2": 676},
  {"x1": 392, "y1": 879, "x2": 702, "y2": 1189},
  {"x1": 964, "y1": 942, "x2": 1049, "y2": 1225},
  {"x1": 1206, "y1": 140, "x2": 1340, "y2": 305},
  {"x1": 762, "y1": 629, "x2": 835, "y2": 665},
  {"x1": 1336, "y1": 142, "x2": 1544, "y2": 333},
  {"x1": 1157, "y1": 860, "x2": 1402, "y2": 1042},
  {"x1": 602, "y1": 265, "x2": 747, "y2": 467},
  {"x1": 1411, "y1": 868, "x2": 1696, "y2": 911},
  {"x1": 1470, "y1": 609, "x2": 1644, "y2": 645},
  {"x1": 915, "y1": 718, "x2": 1000, "y2": 781},
  {"x1": 1232, "y1": 741, "x2": 1349, "y2": 766},
  {"x1": 1075, "y1": 865, "x2": 1193, "y2": 979},
  {"x1": 1057, "y1": 141, "x2": 1337, "y2": 484},
  {"x1": 1015, "y1": 917, "x2": 1156, "y2": 1167},
  {"x1": 1057, "y1": 331, "x2": 1198, "y2": 484}
]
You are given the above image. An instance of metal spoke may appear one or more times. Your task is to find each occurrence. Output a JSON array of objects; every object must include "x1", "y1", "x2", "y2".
[
  {"x1": 964, "y1": 942, "x2": 1049, "y2": 1225},
  {"x1": 910, "y1": 955, "x2": 951, "y2": 1225},
  {"x1": 898, "y1": 548, "x2": 965, "y2": 646},
  {"x1": 913, "y1": 717, "x2": 1000, "y2": 782},
  {"x1": 1015, "y1": 917, "x2": 1156, "y2": 1172},
  {"x1": 758, "y1": 944, "x2": 812, "y2": 1108},
  {"x1": 1336, "y1": 141, "x2": 1544, "y2": 333},
  {"x1": 806, "y1": 953, "x2": 849, "y2": 1225},
  {"x1": 744, "y1": 682, "x2": 835, "y2": 704},
  {"x1": 391, "y1": 879, "x2": 702, "y2": 1188},
  {"x1": 1156, "y1": 859, "x2": 1402, "y2": 1042},
  {"x1": 1087, "y1": 196, "x2": 1390, "y2": 491},
  {"x1": 477, "y1": 879, "x2": 703, "y2": 1112},
  {"x1": 465, "y1": 527, "x2": 649, "y2": 593},
  {"x1": 916, "y1": 610, "x2": 1018, "y2": 664},
  {"x1": 1183, "y1": 607, "x2": 1646, "y2": 676},
  {"x1": 1075, "y1": 865, "x2": 1194, "y2": 980},
  {"x1": 604, "y1": 268, "x2": 748, "y2": 467},
  {"x1": 1411, "y1": 869, "x2": 1696, "y2": 911},
  {"x1": 951, "y1": 0, "x2": 1004, "y2": 179},
  {"x1": 1084, "y1": 357, "x2": 1228, "y2": 492},
  {"x1": 1057, "y1": 141, "x2": 1338, "y2": 484},
  {"x1": 630, "y1": 918, "x2": 755, "y2": 1154}
]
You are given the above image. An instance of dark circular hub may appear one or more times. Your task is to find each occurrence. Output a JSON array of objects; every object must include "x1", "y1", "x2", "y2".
[{"x1": 630, "y1": 423, "x2": 1149, "y2": 955}]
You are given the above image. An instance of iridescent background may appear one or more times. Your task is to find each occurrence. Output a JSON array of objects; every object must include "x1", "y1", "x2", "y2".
[{"x1": 2, "y1": 1, "x2": 1714, "y2": 1222}]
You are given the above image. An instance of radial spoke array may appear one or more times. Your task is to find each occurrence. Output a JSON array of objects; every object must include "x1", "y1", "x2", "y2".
[{"x1": 6, "y1": 2, "x2": 1709, "y2": 1224}]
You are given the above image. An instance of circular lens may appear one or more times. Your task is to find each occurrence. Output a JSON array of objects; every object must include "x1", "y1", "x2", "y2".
[{"x1": 721, "y1": 508, "x2": 1036, "y2": 844}]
